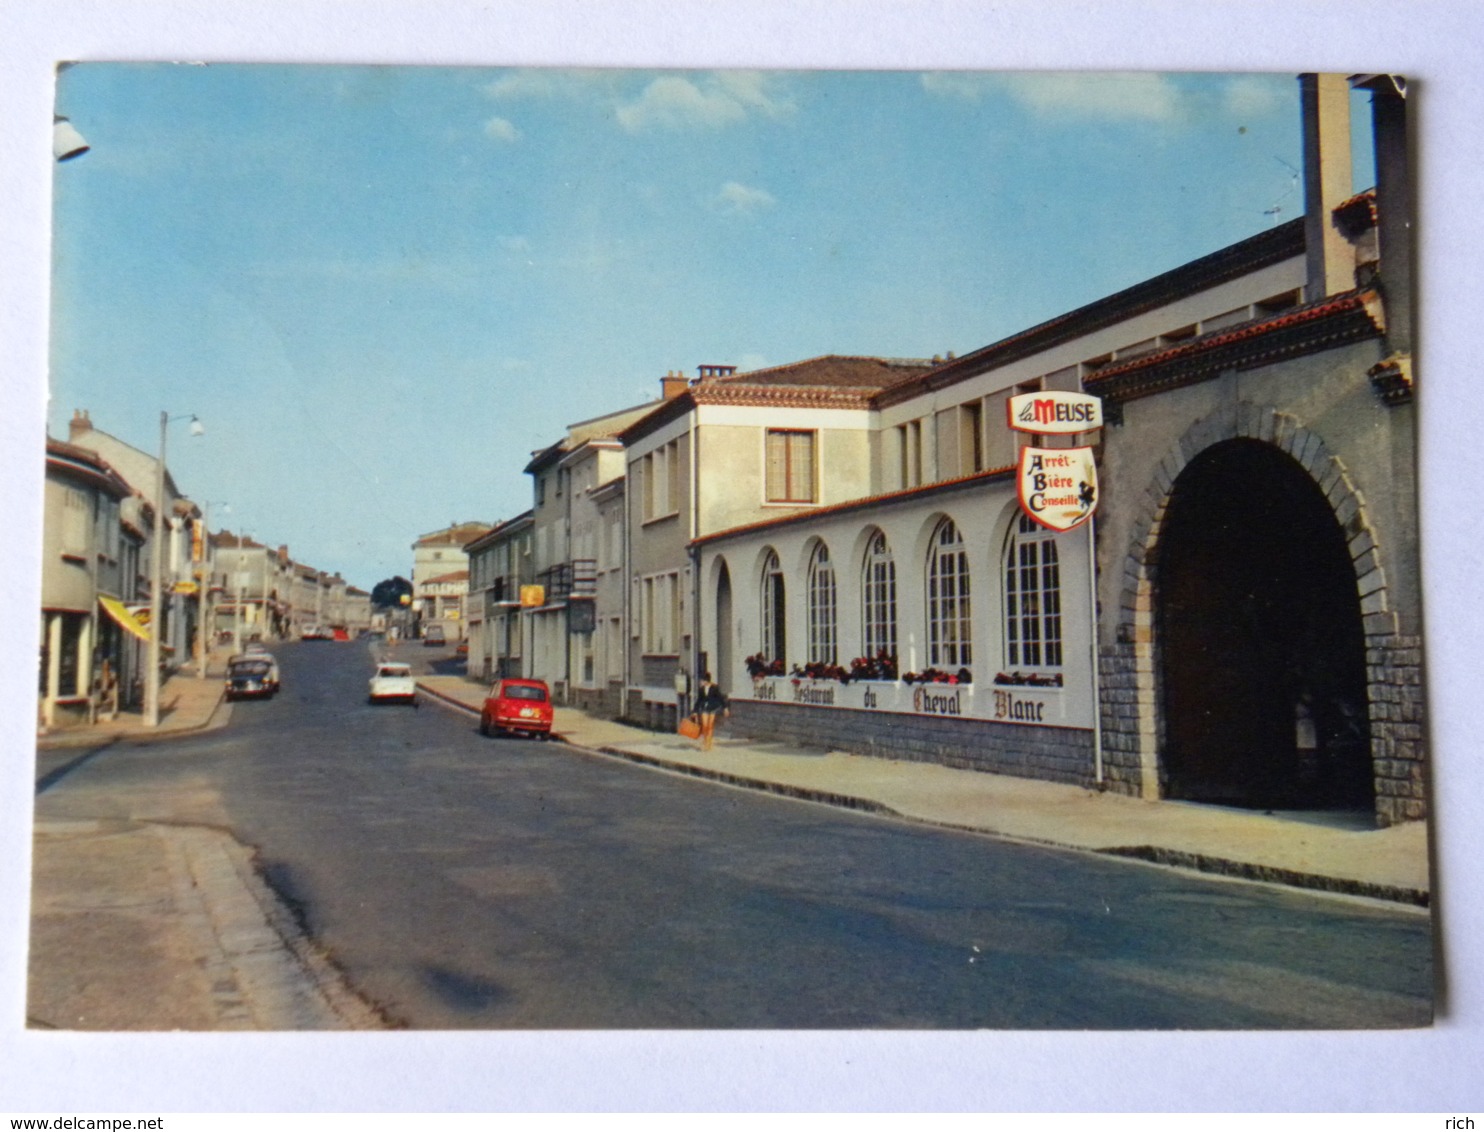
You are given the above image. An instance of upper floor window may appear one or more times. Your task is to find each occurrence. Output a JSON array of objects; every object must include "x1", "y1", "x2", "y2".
[
  {"x1": 642, "y1": 439, "x2": 681, "y2": 521},
  {"x1": 861, "y1": 530, "x2": 897, "y2": 662},
  {"x1": 765, "y1": 430, "x2": 815, "y2": 503},
  {"x1": 927, "y1": 518, "x2": 971, "y2": 668},
  {"x1": 897, "y1": 420, "x2": 923, "y2": 489},
  {"x1": 807, "y1": 543, "x2": 837, "y2": 665},
  {"x1": 1004, "y1": 513, "x2": 1062, "y2": 669}
]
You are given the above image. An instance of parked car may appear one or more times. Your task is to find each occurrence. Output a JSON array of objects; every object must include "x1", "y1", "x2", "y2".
[
  {"x1": 225, "y1": 653, "x2": 279, "y2": 701},
  {"x1": 480, "y1": 677, "x2": 553, "y2": 738},
  {"x1": 423, "y1": 625, "x2": 447, "y2": 647},
  {"x1": 301, "y1": 625, "x2": 330, "y2": 640},
  {"x1": 368, "y1": 662, "x2": 418, "y2": 707}
]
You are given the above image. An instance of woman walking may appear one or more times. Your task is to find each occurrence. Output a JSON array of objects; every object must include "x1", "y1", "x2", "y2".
[{"x1": 695, "y1": 671, "x2": 729, "y2": 752}]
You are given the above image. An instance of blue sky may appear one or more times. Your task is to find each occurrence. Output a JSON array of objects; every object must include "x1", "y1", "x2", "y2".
[{"x1": 50, "y1": 65, "x2": 1372, "y2": 588}]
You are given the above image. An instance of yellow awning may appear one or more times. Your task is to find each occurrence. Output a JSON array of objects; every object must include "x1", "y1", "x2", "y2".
[{"x1": 99, "y1": 595, "x2": 151, "y2": 642}]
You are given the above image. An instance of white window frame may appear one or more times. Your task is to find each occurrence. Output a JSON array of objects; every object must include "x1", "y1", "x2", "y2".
[
  {"x1": 927, "y1": 518, "x2": 972, "y2": 669},
  {"x1": 861, "y1": 530, "x2": 897, "y2": 663},
  {"x1": 806, "y1": 543, "x2": 838, "y2": 665},
  {"x1": 1003, "y1": 513, "x2": 1063, "y2": 670},
  {"x1": 760, "y1": 549, "x2": 785, "y2": 661}
]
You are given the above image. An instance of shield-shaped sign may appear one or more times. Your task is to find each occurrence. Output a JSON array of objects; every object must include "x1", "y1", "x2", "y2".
[{"x1": 1017, "y1": 446, "x2": 1098, "y2": 532}]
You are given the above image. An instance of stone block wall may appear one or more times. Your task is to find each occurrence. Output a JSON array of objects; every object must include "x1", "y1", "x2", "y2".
[
  {"x1": 1098, "y1": 642, "x2": 1149, "y2": 797},
  {"x1": 730, "y1": 700, "x2": 1096, "y2": 786},
  {"x1": 1368, "y1": 632, "x2": 1427, "y2": 825}
]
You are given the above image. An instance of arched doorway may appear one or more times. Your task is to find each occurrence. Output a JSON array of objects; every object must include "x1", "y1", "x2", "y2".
[
  {"x1": 1157, "y1": 439, "x2": 1372, "y2": 810},
  {"x1": 715, "y1": 560, "x2": 733, "y2": 695}
]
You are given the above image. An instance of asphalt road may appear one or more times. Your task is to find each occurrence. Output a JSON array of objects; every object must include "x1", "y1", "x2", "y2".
[{"x1": 36, "y1": 640, "x2": 1434, "y2": 1029}]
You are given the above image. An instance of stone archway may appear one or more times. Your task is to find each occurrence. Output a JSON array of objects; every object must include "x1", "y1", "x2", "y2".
[
  {"x1": 1105, "y1": 405, "x2": 1400, "y2": 819},
  {"x1": 1158, "y1": 439, "x2": 1371, "y2": 809}
]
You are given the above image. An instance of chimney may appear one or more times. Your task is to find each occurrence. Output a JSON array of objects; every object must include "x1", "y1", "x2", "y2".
[
  {"x1": 1300, "y1": 73, "x2": 1357, "y2": 302},
  {"x1": 660, "y1": 370, "x2": 690, "y2": 400},
  {"x1": 1352, "y1": 74, "x2": 1412, "y2": 354},
  {"x1": 69, "y1": 409, "x2": 92, "y2": 442},
  {"x1": 696, "y1": 364, "x2": 737, "y2": 382}
]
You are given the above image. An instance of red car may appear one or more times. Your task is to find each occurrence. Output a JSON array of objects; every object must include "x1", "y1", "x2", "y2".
[{"x1": 479, "y1": 678, "x2": 553, "y2": 739}]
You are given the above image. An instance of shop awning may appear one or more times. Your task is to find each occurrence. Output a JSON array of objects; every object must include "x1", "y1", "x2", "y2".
[{"x1": 99, "y1": 595, "x2": 151, "y2": 642}]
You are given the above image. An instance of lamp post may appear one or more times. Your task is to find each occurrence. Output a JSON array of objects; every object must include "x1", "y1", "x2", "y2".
[
  {"x1": 53, "y1": 116, "x2": 90, "y2": 162},
  {"x1": 145, "y1": 411, "x2": 202, "y2": 727}
]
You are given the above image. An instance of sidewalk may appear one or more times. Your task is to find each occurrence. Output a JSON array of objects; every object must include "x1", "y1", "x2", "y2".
[
  {"x1": 417, "y1": 674, "x2": 1431, "y2": 908},
  {"x1": 36, "y1": 651, "x2": 234, "y2": 755},
  {"x1": 30, "y1": 652, "x2": 384, "y2": 1030}
]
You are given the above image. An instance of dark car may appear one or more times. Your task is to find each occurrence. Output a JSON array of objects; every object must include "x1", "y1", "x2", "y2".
[
  {"x1": 423, "y1": 625, "x2": 447, "y2": 647},
  {"x1": 225, "y1": 654, "x2": 278, "y2": 701},
  {"x1": 479, "y1": 678, "x2": 553, "y2": 738}
]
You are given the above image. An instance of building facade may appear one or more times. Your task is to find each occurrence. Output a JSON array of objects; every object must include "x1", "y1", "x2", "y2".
[
  {"x1": 411, "y1": 522, "x2": 493, "y2": 640},
  {"x1": 693, "y1": 73, "x2": 1421, "y2": 827},
  {"x1": 39, "y1": 439, "x2": 138, "y2": 728}
]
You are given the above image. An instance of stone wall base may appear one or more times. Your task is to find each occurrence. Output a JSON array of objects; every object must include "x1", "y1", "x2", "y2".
[{"x1": 730, "y1": 700, "x2": 1097, "y2": 786}]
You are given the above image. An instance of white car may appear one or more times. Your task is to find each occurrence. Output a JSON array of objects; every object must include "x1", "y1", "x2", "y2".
[{"x1": 368, "y1": 662, "x2": 418, "y2": 707}]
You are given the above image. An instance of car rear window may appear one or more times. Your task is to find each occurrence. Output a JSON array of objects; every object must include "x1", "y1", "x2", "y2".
[
  {"x1": 231, "y1": 662, "x2": 271, "y2": 676},
  {"x1": 378, "y1": 666, "x2": 410, "y2": 677},
  {"x1": 501, "y1": 683, "x2": 547, "y2": 702}
]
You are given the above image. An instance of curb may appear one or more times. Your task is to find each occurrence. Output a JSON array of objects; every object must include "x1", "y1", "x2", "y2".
[
  {"x1": 36, "y1": 686, "x2": 232, "y2": 753},
  {"x1": 1096, "y1": 845, "x2": 1431, "y2": 908},
  {"x1": 415, "y1": 681, "x2": 1429, "y2": 909}
]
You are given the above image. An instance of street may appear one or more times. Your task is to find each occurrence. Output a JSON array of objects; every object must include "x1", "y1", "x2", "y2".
[{"x1": 33, "y1": 640, "x2": 1433, "y2": 1029}]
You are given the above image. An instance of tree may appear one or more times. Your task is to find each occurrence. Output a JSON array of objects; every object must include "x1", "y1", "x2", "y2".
[{"x1": 370, "y1": 576, "x2": 413, "y2": 610}]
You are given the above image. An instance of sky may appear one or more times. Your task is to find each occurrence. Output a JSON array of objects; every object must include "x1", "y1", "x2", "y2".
[{"x1": 48, "y1": 64, "x2": 1374, "y2": 590}]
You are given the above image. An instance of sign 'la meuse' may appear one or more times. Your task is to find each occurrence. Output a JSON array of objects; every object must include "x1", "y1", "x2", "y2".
[{"x1": 1006, "y1": 390, "x2": 1104, "y2": 434}]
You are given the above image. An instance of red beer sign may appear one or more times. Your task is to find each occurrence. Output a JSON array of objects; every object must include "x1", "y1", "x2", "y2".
[{"x1": 1007, "y1": 390, "x2": 1103, "y2": 434}]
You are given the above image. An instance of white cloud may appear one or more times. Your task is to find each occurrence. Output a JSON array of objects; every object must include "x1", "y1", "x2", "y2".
[
  {"x1": 922, "y1": 71, "x2": 1181, "y2": 123},
  {"x1": 1222, "y1": 74, "x2": 1288, "y2": 119},
  {"x1": 483, "y1": 116, "x2": 521, "y2": 143},
  {"x1": 617, "y1": 71, "x2": 794, "y2": 132},
  {"x1": 482, "y1": 68, "x2": 619, "y2": 102},
  {"x1": 715, "y1": 181, "x2": 777, "y2": 216}
]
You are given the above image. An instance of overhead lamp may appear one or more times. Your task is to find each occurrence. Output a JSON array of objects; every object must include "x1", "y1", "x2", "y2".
[{"x1": 53, "y1": 116, "x2": 90, "y2": 162}]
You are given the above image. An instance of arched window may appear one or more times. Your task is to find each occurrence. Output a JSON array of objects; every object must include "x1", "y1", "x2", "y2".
[
  {"x1": 861, "y1": 530, "x2": 897, "y2": 661},
  {"x1": 760, "y1": 549, "x2": 785, "y2": 662},
  {"x1": 807, "y1": 543, "x2": 837, "y2": 664},
  {"x1": 1004, "y1": 513, "x2": 1062, "y2": 669},
  {"x1": 927, "y1": 519, "x2": 971, "y2": 668}
]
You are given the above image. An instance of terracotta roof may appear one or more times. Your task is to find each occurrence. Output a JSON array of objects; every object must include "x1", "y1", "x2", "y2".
[
  {"x1": 618, "y1": 355, "x2": 927, "y2": 447},
  {"x1": 45, "y1": 438, "x2": 131, "y2": 498},
  {"x1": 694, "y1": 464, "x2": 1017, "y2": 548},
  {"x1": 423, "y1": 569, "x2": 469, "y2": 586},
  {"x1": 1332, "y1": 188, "x2": 1378, "y2": 238},
  {"x1": 713, "y1": 354, "x2": 933, "y2": 389},
  {"x1": 414, "y1": 522, "x2": 493, "y2": 547},
  {"x1": 215, "y1": 530, "x2": 267, "y2": 550},
  {"x1": 1080, "y1": 287, "x2": 1377, "y2": 397}
]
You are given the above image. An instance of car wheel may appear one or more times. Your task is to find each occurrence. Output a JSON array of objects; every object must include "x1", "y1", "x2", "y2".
[{"x1": 478, "y1": 717, "x2": 489, "y2": 736}]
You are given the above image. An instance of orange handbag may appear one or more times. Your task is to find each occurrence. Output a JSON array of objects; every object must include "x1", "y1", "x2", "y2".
[{"x1": 677, "y1": 715, "x2": 702, "y2": 740}]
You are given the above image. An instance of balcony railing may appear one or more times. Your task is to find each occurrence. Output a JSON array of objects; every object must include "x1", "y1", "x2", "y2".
[{"x1": 536, "y1": 559, "x2": 597, "y2": 605}]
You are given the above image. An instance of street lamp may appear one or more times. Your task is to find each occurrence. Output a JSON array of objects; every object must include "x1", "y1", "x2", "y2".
[
  {"x1": 146, "y1": 411, "x2": 203, "y2": 727},
  {"x1": 53, "y1": 116, "x2": 90, "y2": 162}
]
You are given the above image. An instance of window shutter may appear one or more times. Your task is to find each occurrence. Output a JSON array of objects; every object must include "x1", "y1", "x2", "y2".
[{"x1": 765, "y1": 432, "x2": 787, "y2": 500}]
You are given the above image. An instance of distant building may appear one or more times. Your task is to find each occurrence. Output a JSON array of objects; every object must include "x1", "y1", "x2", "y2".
[{"x1": 411, "y1": 522, "x2": 493, "y2": 640}]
